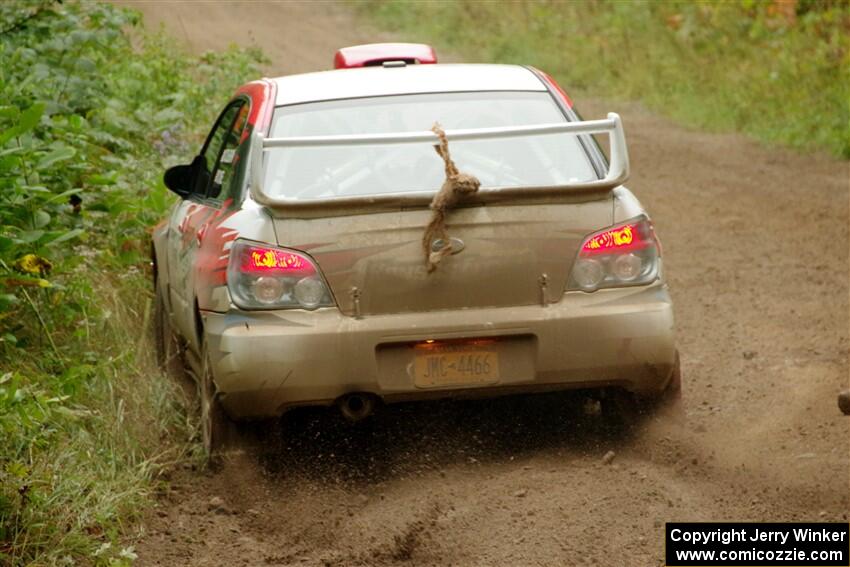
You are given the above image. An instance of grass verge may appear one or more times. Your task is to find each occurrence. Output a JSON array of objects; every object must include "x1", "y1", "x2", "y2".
[{"x1": 0, "y1": 1, "x2": 263, "y2": 564}]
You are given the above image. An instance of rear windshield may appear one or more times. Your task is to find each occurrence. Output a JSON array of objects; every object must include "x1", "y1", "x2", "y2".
[{"x1": 265, "y1": 91, "x2": 597, "y2": 201}]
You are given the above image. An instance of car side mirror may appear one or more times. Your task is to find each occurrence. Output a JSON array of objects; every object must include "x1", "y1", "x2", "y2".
[{"x1": 164, "y1": 155, "x2": 205, "y2": 199}]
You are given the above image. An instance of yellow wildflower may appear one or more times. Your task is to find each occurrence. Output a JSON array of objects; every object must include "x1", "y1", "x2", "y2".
[{"x1": 14, "y1": 254, "x2": 53, "y2": 276}]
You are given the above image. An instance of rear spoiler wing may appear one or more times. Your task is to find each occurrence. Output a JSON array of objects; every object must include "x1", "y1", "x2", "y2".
[{"x1": 249, "y1": 112, "x2": 628, "y2": 212}]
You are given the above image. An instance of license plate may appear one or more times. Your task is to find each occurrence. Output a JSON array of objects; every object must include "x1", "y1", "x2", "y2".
[{"x1": 414, "y1": 348, "x2": 500, "y2": 388}]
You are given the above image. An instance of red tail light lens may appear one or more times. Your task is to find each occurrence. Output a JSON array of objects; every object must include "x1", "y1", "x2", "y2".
[
  {"x1": 240, "y1": 246, "x2": 316, "y2": 277},
  {"x1": 227, "y1": 240, "x2": 333, "y2": 310},
  {"x1": 581, "y1": 223, "x2": 649, "y2": 254},
  {"x1": 568, "y1": 217, "x2": 660, "y2": 292}
]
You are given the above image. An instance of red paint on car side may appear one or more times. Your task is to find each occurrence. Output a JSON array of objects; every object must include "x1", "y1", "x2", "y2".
[
  {"x1": 530, "y1": 67, "x2": 574, "y2": 108},
  {"x1": 236, "y1": 80, "x2": 276, "y2": 134}
]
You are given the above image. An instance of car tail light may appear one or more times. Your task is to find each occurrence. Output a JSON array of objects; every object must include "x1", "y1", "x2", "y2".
[
  {"x1": 227, "y1": 240, "x2": 333, "y2": 310},
  {"x1": 568, "y1": 217, "x2": 661, "y2": 292}
]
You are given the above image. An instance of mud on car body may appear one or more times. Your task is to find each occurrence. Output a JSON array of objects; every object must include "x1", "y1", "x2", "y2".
[{"x1": 151, "y1": 43, "x2": 680, "y2": 453}]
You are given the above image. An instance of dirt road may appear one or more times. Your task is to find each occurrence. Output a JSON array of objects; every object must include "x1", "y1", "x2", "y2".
[{"x1": 120, "y1": 2, "x2": 850, "y2": 565}]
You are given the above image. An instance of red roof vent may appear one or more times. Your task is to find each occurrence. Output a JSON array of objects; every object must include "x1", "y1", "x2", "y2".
[{"x1": 333, "y1": 43, "x2": 437, "y2": 69}]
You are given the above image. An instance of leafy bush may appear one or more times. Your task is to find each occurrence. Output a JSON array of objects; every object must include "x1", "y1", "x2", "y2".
[
  {"x1": 360, "y1": 0, "x2": 850, "y2": 158},
  {"x1": 0, "y1": 1, "x2": 263, "y2": 563}
]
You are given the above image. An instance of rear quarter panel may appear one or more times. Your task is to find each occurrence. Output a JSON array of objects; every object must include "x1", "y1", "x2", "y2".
[{"x1": 196, "y1": 202, "x2": 277, "y2": 313}]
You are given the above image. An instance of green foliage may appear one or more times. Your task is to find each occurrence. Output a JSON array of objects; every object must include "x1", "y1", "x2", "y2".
[
  {"x1": 0, "y1": 0, "x2": 263, "y2": 563},
  {"x1": 360, "y1": 0, "x2": 850, "y2": 158}
]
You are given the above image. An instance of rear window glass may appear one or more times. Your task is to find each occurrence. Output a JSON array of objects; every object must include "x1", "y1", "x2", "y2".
[{"x1": 265, "y1": 91, "x2": 597, "y2": 201}]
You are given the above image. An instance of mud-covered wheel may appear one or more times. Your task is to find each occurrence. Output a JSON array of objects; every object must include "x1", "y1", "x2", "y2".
[
  {"x1": 199, "y1": 339, "x2": 234, "y2": 461},
  {"x1": 837, "y1": 390, "x2": 850, "y2": 416},
  {"x1": 656, "y1": 352, "x2": 683, "y2": 417},
  {"x1": 600, "y1": 389, "x2": 640, "y2": 430},
  {"x1": 636, "y1": 351, "x2": 684, "y2": 422},
  {"x1": 153, "y1": 285, "x2": 184, "y2": 378},
  {"x1": 602, "y1": 352, "x2": 683, "y2": 426}
]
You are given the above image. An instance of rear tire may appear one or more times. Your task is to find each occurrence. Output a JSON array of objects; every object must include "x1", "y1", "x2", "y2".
[
  {"x1": 153, "y1": 285, "x2": 185, "y2": 379},
  {"x1": 600, "y1": 389, "x2": 640, "y2": 431},
  {"x1": 650, "y1": 352, "x2": 684, "y2": 420},
  {"x1": 199, "y1": 338, "x2": 235, "y2": 463},
  {"x1": 839, "y1": 390, "x2": 850, "y2": 416},
  {"x1": 602, "y1": 352, "x2": 684, "y2": 426}
]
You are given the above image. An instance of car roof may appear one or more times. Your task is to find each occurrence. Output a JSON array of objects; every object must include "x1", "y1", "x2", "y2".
[{"x1": 268, "y1": 64, "x2": 546, "y2": 106}]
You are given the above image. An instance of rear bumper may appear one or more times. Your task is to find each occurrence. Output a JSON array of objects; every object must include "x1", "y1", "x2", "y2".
[{"x1": 203, "y1": 283, "x2": 676, "y2": 418}]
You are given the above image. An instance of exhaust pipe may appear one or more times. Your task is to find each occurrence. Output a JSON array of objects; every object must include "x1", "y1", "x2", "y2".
[{"x1": 338, "y1": 393, "x2": 376, "y2": 422}]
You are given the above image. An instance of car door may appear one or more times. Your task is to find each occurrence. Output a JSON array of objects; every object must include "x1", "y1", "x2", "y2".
[{"x1": 166, "y1": 100, "x2": 248, "y2": 346}]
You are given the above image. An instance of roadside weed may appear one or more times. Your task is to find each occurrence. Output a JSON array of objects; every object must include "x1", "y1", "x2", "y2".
[{"x1": 0, "y1": 1, "x2": 262, "y2": 563}]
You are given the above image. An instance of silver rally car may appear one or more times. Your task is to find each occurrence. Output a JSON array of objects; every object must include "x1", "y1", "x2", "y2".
[{"x1": 152, "y1": 43, "x2": 680, "y2": 453}]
